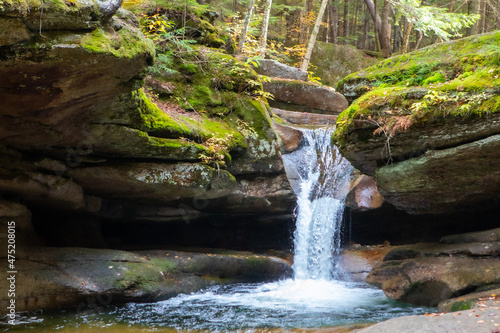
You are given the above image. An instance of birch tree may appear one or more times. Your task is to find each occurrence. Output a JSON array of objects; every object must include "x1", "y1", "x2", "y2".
[
  {"x1": 237, "y1": 0, "x2": 256, "y2": 56},
  {"x1": 301, "y1": 0, "x2": 329, "y2": 71},
  {"x1": 259, "y1": 0, "x2": 273, "y2": 58}
]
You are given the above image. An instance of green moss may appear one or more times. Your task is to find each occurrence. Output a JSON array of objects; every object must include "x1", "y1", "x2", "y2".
[
  {"x1": 334, "y1": 31, "x2": 500, "y2": 144},
  {"x1": 450, "y1": 300, "x2": 473, "y2": 312},
  {"x1": 422, "y1": 72, "x2": 445, "y2": 85},
  {"x1": 115, "y1": 259, "x2": 176, "y2": 291},
  {"x1": 81, "y1": 27, "x2": 155, "y2": 59}
]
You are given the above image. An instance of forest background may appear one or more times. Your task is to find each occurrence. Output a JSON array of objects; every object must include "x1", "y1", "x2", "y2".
[{"x1": 126, "y1": 0, "x2": 499, "y2": 79}]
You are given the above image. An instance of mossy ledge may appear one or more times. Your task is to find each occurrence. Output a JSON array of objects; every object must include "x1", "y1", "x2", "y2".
[{"x1": 334, "y1": 31, "x2": 500, "y2": 149}]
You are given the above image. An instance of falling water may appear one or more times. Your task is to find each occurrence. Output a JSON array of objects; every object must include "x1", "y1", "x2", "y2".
[
  {"x1": 283, "y1": 127, "x2": 353, "y2": 280},
  {"x1": 9, "y1": 126, "x2": 432, "y2": 332}
]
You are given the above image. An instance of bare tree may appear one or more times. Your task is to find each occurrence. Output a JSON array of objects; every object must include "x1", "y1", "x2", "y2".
[
  {"x1": 259, "y1": 0, "x2": 273, "y2": 58},
  {"x1": 301, "y1": 0, "x2": 329, "y2": 71},
  {"x1": 237, "y1": 0, "x2": 256, "y2": 56}
]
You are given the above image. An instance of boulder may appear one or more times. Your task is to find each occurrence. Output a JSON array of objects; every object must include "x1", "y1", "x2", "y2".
[
  {"x1": 339, "y1": 245, "x2": 392, "y2": 282},
  {"x1": 366, "y1": 228, "x2": 500, "y2": 307},
  {"x1": 310, "y1": 42, "x2": 378, "y2": 88},
  {"x1": 271, "y1": 120, "x2": 304, "y2": 153},
  {"x1": 263, "y1": 78, "x2": 348, "y2": 114},
  {"x1": 0, "y1": 0, "x2": 123, "y2": 31},
  {"x1": 0, "y1": 200, "x2": 41, "y2": 247},
  {"x1": 438, "y1": 288, "x2": 500, "y2": 312},
  {"x1": 252, "y1": 59, "x2": 308, "y2": 81},
  {"x1": 345, "y1": 174, "x2": 384, "y2": 210},
  {"x1": 367, "y1": 256, "x2": 500, "y2": 307}
]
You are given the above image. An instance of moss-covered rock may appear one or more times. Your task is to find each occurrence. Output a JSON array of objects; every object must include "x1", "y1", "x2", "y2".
[
  {"x1": 0, "y1": 0, "x2": 123, "y2": 31},
  {"x1": 334, "y1": 31, "x2": 500, "y2": 214},
  {"x1": 0, "y1": 246, "x2": 291, "y2": 315},
  {"x1": 310, "y1": 42, "x2": 378, "y2": 88}
]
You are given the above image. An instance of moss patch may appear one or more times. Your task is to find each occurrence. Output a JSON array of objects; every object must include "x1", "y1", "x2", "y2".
[
  {"x1": 82, "y1": 27, "x2": 155, "y2": 59},
  {"x1": 334, "y1": 31, "x2": 500, "y2": 147}
]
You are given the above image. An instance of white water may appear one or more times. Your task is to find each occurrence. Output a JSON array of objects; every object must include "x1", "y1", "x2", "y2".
[
  {"x1": 285, "y1": 127, "x2": 353, "y2": 280},
  {"x1": 105, "y1": 127, "x2": 427, "y2": 330},
  {"x1": 11, "y1": 126, "x2": 431, "y2": 331}
]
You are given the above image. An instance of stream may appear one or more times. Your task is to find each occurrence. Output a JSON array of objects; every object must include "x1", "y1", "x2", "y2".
[{"x1": 1, "y1": 127, "x2": 432, "y2": 332}]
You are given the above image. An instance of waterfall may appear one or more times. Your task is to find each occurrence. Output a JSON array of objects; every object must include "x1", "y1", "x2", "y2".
[{"x1": 282, "y1": 127, "x2": 353, "y2": 281}]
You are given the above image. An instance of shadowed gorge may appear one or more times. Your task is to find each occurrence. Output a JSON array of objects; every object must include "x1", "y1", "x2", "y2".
[{"x1": 1, "y1": 0, "x2": 500, "y2": 331}]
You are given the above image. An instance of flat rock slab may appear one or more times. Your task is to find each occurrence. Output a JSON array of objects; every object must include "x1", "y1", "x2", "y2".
[
  {"x1": 272, "y1": 108, "x2": 338, "y2": 126},
  {"x1": 355, "y1": 304, "x2": 500, "y2": 333},
  {"x1": 0, "y1": 247, "x2": 292, "y2": 315}
]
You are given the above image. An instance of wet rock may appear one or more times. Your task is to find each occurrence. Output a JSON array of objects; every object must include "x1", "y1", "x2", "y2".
[
  {"x1": 0, "y1": 247, "x2": 291, "y2": 315},
  {"x1": 366, "y1": 229, "x2": 500, "y2": 307},
  {"x1": 252, "y1": 59, "x2": 308, "y2": 81},
  {"x1": 339, "y1": 245, "x2": 392, "y2": 282},
  {"x1": 438, "y1": 288, "x2": 500, "y2": 312},
  {"x1": 356, "y1": 305, "x2": 500, "y2": 333},
  {"x1": 345, "y1": 174, "x2": 384, "y2": 211},
  {"x1": 367, "y1": 256, "x2": 500, "y2": 307},
  {"x1": 271, "y1": 121, "x2": 304, "y2": 153},
  {"x1": 136, "y1": 250, "x2": 293, "y2": 282},
  {"x1": 263, "y1": 78, "x2": 348, "y2": 115}
]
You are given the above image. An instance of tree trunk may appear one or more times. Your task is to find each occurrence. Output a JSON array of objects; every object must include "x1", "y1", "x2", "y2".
[
  {"x1": 401, "y1": 19, "x2": 413, "y2": 54},
  {"x1": 301, "y1": 0, "x2": 329, "y2": 71},
  {"x1": 470, "y1": 0, "x2": 480, "y2": 35},
  {"x1": 448, "y1": 0, "x2": 456, "y2": 12},
  {"x1": 393, "y1": 15, "x2": 401, "y2": 53},
  {"x1": 364, "y1": 0, "x2": 382, "y2": 51},
  {"x1": 497, "y1": 0, "x2": 500, "y2": 30},
  {"x1": 329, "y1": 0, "x2": 338, "y2": 43},
  {"x1": 360, "y1": 7, "x2": 369, "y2": 49},
  {"x1": 479, "y1": 0, "x2": 486, "y2": 33},
  {"x1": 259, "y1": 0, "x2": 273, "y2": 58},
  {"x1": 414, "y1": 30, "x2": 423, "y2": 50},
  {"x1": 380, "y1": 0, "x2": 391, "y2": 57},
  {"x1": 237, "y1": 0, "x2": 256, "y2": 56},
  {"x1": 352, "y1": 0, "x2": 359, "y2": 42},
  {"x1": 343, "y1": 0, "x2": 349, "y2": 43},
  {"x1": 298, "y1": 0, "x2": 308, "y2": 44}
]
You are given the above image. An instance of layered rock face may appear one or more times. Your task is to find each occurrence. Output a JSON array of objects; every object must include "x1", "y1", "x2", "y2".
[
  {"x1": 335, "y1": 32, "x2": 500, "y2": 215},
  {"x1": 0, "y1": 0, "x2": 294, "y2": 243},
  {"x1": 0, "y1": 0, "x2": 296, "y2": 313},
  {"x1": 333, "y1": 32, "x2": 500, "y2": 310},
  {"x1": 366, "y1": 228, "x2": 500, "y2": 308}
]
